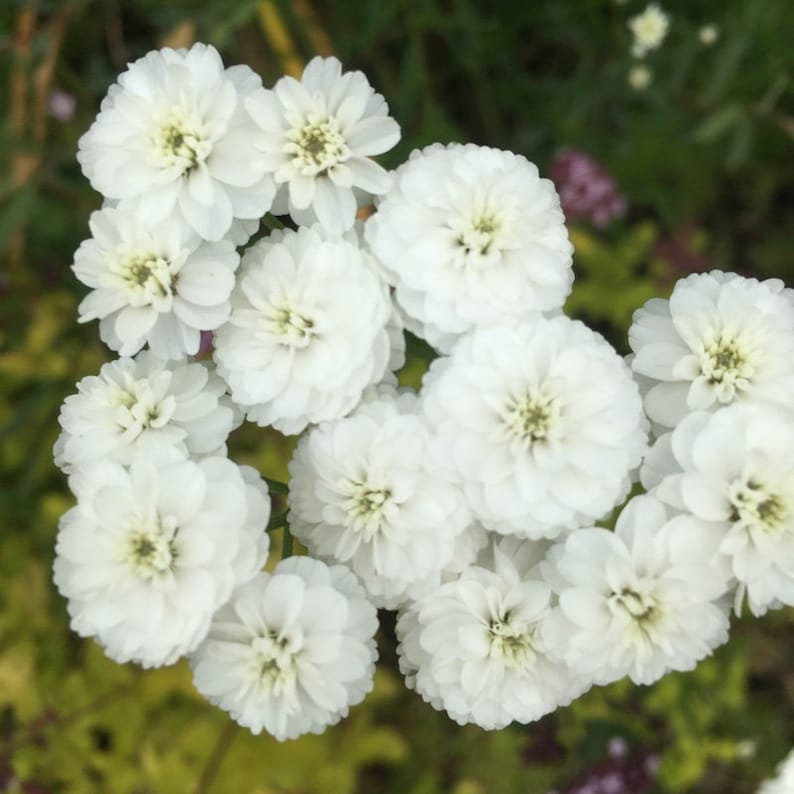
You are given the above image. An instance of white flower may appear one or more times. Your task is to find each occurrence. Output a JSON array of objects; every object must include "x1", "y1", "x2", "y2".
[
  {"x1": 629, "y1": 271, "x2": 794, "y2": 428},
  {"x1": 542, "y1": 495, "x2": 730, "y2": 686},
  {"x1": 78, "y1": 43, "x2": 275, "y2": 241},
  {"x1": 628, "y1": 4, "x2": 670, "y2": 58},
  {"x1": 422, "y1": 317, "x2": 647, "y2": 539},
  {"x1": 628, "y1": 65, "x2": 653, "y2": 91},
  {"x1": 397, "y1": 538, "x2": 587, "y2": 729},
  {"x1": 73, "y1": 205, "x2": 239, "y2": 359},
  {"x1": 54, "y1": 351, "x2": 238, "y2": 472},
  {"x1": 654, "y1": 404, "x2": 794, "y2": 616},
  {"x1": 246, "y1": 56, "x2": 400, "y2": 232},
  {"x1": 190, "y1": 556, "x2": 378, "y2": 740},
  {"x1": 698, "y1": 25, "x2": 719, "y2": 46},
  {"x1": 213, "y1": 225, "x2": 394, "y2": 434},
  {"x1": 365, "y1": 143, "x2": 573, "y2": 352},
  {"x1": 288, "y1": 393, "x2": 474, "y2": 608},
  {"x1": 758, "y1": 748, "x2": 794, "y2": 794},
  {"x1": 54, "y1": 451, "x2": 271, "y2": 668}
]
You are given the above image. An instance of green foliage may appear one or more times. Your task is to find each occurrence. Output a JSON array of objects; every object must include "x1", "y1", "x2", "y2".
[{"x1": 1, "y1": 1, "x2": 793, "y2": 792}]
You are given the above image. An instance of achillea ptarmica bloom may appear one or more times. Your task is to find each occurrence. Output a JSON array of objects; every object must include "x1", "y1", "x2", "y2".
[
  {"x1": 54, "y1": 452, "x2": 271, "y2": 668},
  {"x1": 542, "y1": 495, "x2": 730, "y2": 686},
  {"x1": 73, "y1": 205, "x2": 240, "y2": 359},
  {"x1": 654, "y1": 404, "x2": 794, "y2": 616},
  {"x1": 78, "y1": 43, "x2": 275, "y2": 241},
  {"x1": 628, "y1": 3, "x2": 670, "y2": 58},
  {"x1": 213, "y1": 225, "x2": 394, "y2": 434},
  {"x1": 288, "y1": 392, "x2": 474, "y2": 608},
  {"x1": 629, "y1": 271, "x2": 794, "y2": 429},
  {"x1": 190, "y1": 556, "x2": 378, "y2": 741},
  {"x1": 246, "y1": 55, "x2": 400, "y2": 232},
  {"x1": 396, "y1": 538, "x2": 587, "y2": 729},
  {"x1": 366, "y1": 143, "x2": 574, "y2": 352},
  {"x1": 54, "y1": 351, "x2": 237, "y2": 472},
  {"x1": 422, "y1": 317, "x2": 647, "y2": 539}
]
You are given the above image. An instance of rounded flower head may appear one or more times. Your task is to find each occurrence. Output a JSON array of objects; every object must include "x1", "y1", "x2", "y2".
[
  {"x1": 73, "y1": 205, "x2": 239, "y2": 359},
  {"x1": 54, "y1": 351, "x2": 238, "y2": 472},
  {"x1": 628, "y1": 4, "x2": 670, "y2": 58},
  {"x1": 190, "y1": 556, "x2": 378, "y2": 741},
  {"x1": 366, "y1": 143, "x2": 573, "y2": 352},
  {"x1": 246, "y1": 56, "x2": 400, "y2": 232},
  {"x1": 213, "y1": 225, "x2": 394, "y2": 434},
  {"x1": 288, "y1": 392, "x2": 474, "y2": 608},
  {"x1": 629, "y1": 271, "x2": 794, "y2": 429},
  {"x1": 54, "y1": 451, "x2": 271, "y2": 667},
  {"x1": 654, "y1": 404, "x2": 794, "y2": 616},
  {"x1": 423, "y1": 317, "x2": 647, "y2": 538},
  {"x1": 542, "y1": 495, "x2": 730, "y2": 686},
  {"x1": 397, "y1": 538, "x2": 587, "y2": 729},
  {"x1": 78, "y1": 44, "x2": 275, "y2": 241}
]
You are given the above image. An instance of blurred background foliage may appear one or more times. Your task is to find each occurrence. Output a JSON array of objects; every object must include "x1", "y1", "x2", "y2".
[{"x1": 1, "y1": 0, "x2": 793, "y2": 792}]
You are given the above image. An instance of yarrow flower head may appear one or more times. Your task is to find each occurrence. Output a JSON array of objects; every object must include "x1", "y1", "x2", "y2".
[
  {"x1": 542, "y1": 495, "x2": 730, "y2": 686},
  {"x1": 423, "y1": 317, "x2": 647, "y2": 538},
  {"x1": 288, "y1": 391, "x2": 475, "y2": 608},
  {"x1": 628, "y1": 4, "x2": 670, "y2": 58},
  {"x1": 73, "y1": 205, "x2": 240, "y2": 359},
  {"x1": 54, "y1": 451, "x2": 271, "y2": 667},
  {"x1": 397, "y1": 538, "x2": 587, "y2": 729},
  {"x1": 78, "y1": 43, "x2": 275, "y2": 241},
  {"x1": 366, "y1": 143, "x2": 574, "y2": 352},
  {"x1": 246, "y1": 56, "x2": 400, "y2": 232},
  {"x1": 758, "y1": 748, "x2": 794, "y2": 794},
  {"x1": 190, "y1": 556, "x2": 378, "y2": 741},
  {"x1": 652, "y1": 404, "x2": 794, "y2": 616},
  {"x1": 629, "y1": 271, "x2": 794, "y2": 429},
  {"x1": 213, "y1": 225, "x2": 396, "y2": 434},
  {"x1": 54, "y1": 351, "x2": 237, "y2": 472}
]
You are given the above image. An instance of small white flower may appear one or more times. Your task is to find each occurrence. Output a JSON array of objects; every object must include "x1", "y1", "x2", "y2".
[
  {"x1": 78, "y1": 44, "x2": 275, "y2": 241},
  {"x1": 213, "y1": 225, "x2": 395, "y2": 434},
  {"x1": 54, "y1": 451, "x2": 271, "y2": 668},
  {"x1": 654, "y1": 404, "x2": 794, "y2": 616},
  {"x1": 422, "y1": 317, "x2": 647, "y2": 539},
  {"x1": 190, "y1": 556, "x2": 378, "y2": 741},
  {"x1": 288, "y1": 393, "x2": 474, "y2": 608},
  {"x1": 629, "y1": 271, "x2": 794, "y2": 428},
  {"x1": 628, "y1": 65, "x2": 653, "y2": 91},
  {"x1": 628, "y1": 4, "x2": 670, "y2": 58},
  {"x1": 542, "y1": 495, "x2": 730, "y2": 686},
  {"x1": 698, "y1": 25, "x2": 719, "y2": 46},
  {"x1": 758, "y1": 748, "x2": 794, "y2": 794},
  {"x1": 366, "y1": 143, "x2": 573, "y2": 352},
  {"x1": 246, "y1": 56, "x2": 400, "y2": 232},
  {"x1": 54, "y1": 351, "x2": 238, "y2": 472},
  {"x1": 397, "y1": 538, "x2": 587, "y2": 729},
  {"x1": 73, "y1": 205, "x2": 240, "y2": 359}
]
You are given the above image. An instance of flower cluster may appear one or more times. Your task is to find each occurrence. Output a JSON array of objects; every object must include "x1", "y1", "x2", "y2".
[{"x1": 55, "y1": 42, "x2": 793, "y2": 743}]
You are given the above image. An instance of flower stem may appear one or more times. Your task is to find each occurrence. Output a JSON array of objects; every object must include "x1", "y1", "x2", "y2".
[
  {"x1": 281, "y1": 519, "x2": 294, "y2": 558},
  {"x1": 264, "y1": 476, "x2": 289, "y2": 495}
]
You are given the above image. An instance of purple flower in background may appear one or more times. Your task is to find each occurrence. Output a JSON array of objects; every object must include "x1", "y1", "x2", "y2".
[
  {"x1": 549, "y1": 149, "x2": 626, "y2": 228},
  {"x1": 558, "y1": 747, "x2": 659, "y2": 794},
  {"x1": 48, "y1": 89, "x2": 76, "y2": 122}
]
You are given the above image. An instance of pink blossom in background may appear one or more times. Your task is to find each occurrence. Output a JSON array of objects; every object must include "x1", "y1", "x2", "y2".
[
  {"x1": 48, "y1": 89, "x2": 76, "y2": 122},
  {"x1": 549, "y1": 148, "x2": 627, "y2": 228}
]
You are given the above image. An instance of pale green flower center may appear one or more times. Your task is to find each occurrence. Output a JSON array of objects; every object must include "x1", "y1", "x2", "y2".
[
  {"x1": 263, "y1": 301, "x2": 317, "y2": 348},
  {"x1": 487, "y1": 618, "x2": 536, "y2": 669},
  {"x1": 126, "y1": 514, "x2": 178, "y2": 580},
  {"x1": 285, "y1": 118, "x2": 350, "y2": 176},
  {"x1": 339, "y1": 480, "x2": 394, "y2": 540},
  {"x1": 503, "y1": 391, "x2": 560, "y2": 447},
  {"x1": 729, "y1": 479, "x2": 789, "y2": 537}
]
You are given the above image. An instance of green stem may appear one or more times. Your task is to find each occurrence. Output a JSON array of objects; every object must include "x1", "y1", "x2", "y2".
[
  {"x1": 266, "y1": 509, "x2": 289, "y2": 532},
  {"x1": 281, "y1": 520, "x2": 294, "y2": 559},
  {"x1": 264, "y1": 476, "x2": 289, "y2": 495}
]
